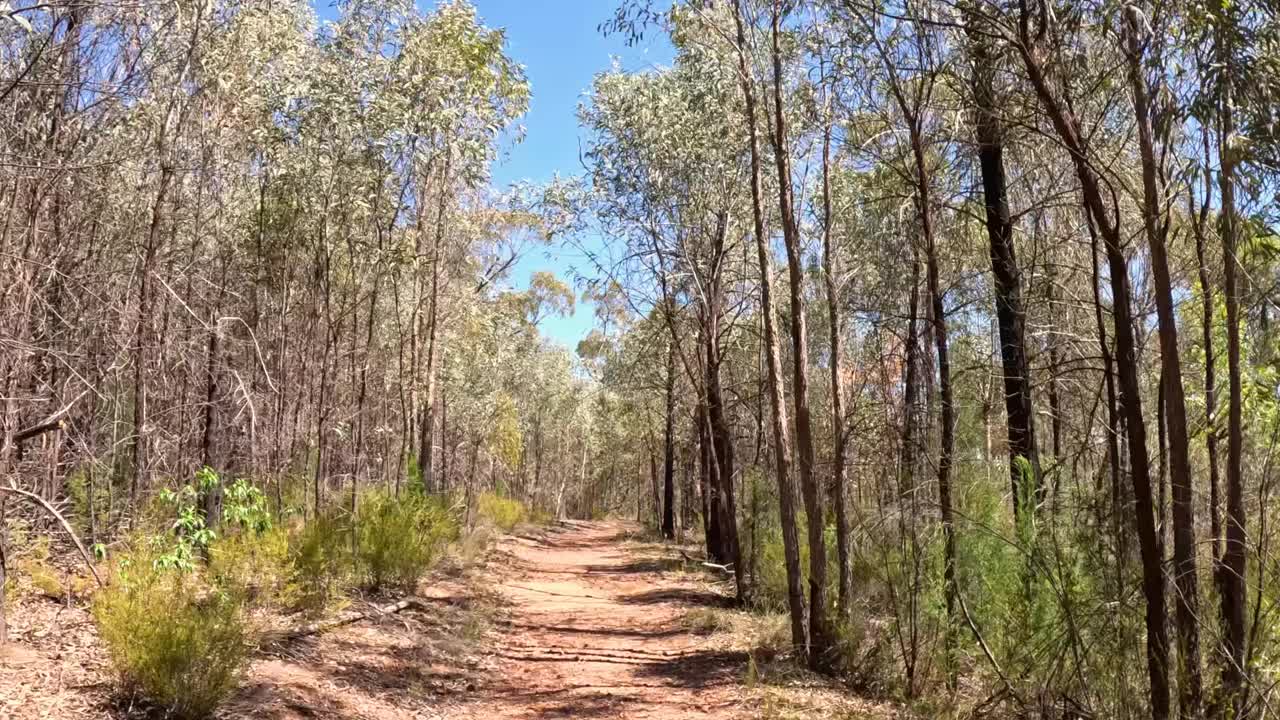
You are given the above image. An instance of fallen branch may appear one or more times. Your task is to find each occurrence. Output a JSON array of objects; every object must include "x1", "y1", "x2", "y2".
[
  {"x1": 677, "y1": 549, "x2": 734, "y2": 575},
  {"x1": 275, "y1": 596, "x2": 431, "y2": 642},
  {"x1": 0, "y1": 482, "x2": 103, "y2": 587},
  {"x1": 956, "y1": 587, "x2": 1025, "y2": 711}
]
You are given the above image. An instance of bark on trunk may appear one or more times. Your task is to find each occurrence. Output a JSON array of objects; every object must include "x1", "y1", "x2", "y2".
[
  {"x1": 910, "y1": 110, "x2": 956, "y2": 685},
  {"x1": 821, "y1": 119, "x2": 852, "y2": 617},
  {"x1": 963, "y1": 12, "x2": 1041, "y2": 514},
  {"x1": 662, "y1": 336, "x2": 677, "y2": 539},
  {"x1": 1015, "y1": 19, "x2": 1170, "y2": 718},
  {"x1": 1217, "y1": 15, "x2": 1248, "y2": 710},
  {"x1": 733, "y1": 0, "x2": 806, "y2": 653},
  {"x1": 769, "y1": 1, "x2": 830, "y2": 669},
  {"x1": 1123, "y1": 13, "x2": 1203, "y2": 712}
]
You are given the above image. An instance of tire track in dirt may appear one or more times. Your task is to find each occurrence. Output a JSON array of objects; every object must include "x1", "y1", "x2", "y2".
[{"x1": 445, "y1": 521, "x2": 747, "y2": 719}]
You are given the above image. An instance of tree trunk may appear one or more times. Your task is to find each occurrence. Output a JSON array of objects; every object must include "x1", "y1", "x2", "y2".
[
  {"x1": 1217, "y1": 13, "x2": 1248, "y2": 710},
  {"x1": 419, "y1": 153, "x2": 450, "y2": 495},
  {"x1": 769, "y1": 1, "x2": 830, "y2": 670},
  {"x1": 1016, "y1": 23, "x2": 1170, "y2": 719},
  {"x1": 201, "y1": 314, "x2": 223, "y2": 527},
  {"x1": 910, "y1": 111, "x2": 956, "y2": 684},
  {"x1": 821, "y1": 119, "x2": 852, "y2": 617},
  {"x1": 1087, "y1": 211, "x2": 1126, "y2": 576},
  {"x1": 662, "y1": 334, "x2": 677, "y2": 539},
  {"x1": 697, "y1": 396, "x2": 720, "y2": 558},
  {"x1": 1191, "y1": 129, "x2": 1223, "y2": 568},
  {"x1": 733, "y1": 0, "x2": 806, "y2": 654},
  {"x1": 1123, "y1": 12, "x2": 1203, "y2": 713},
  {"x1": 963, "y1": 12, "x2": 1041, "y2": 514},
  {"x1": 704, "y1": 220, "x2": 744, "y2": 600},
  {"x1": 130, "y1": 163, "x2": 173, "y2": 525}
]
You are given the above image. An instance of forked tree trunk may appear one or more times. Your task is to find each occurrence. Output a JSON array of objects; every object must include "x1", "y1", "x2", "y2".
[{"x1": 704, "y1": 217, "x2": 744, "y2": 600}]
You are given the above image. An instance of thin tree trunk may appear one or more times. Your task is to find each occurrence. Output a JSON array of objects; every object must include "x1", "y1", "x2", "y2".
[
  {"x1": 1217, "y1": 12, "x2": 1248, "y2": 709},
  {"x1": 1191, "y1": 128, "x2": 1223, "y2": 568},
  {"x1": 1087, "y1": 210, "x2": 1126, "y2": 572},
  {"x1": 821, "y1": 113, "x2": 853, "y2": 618},
  {"x1": 704, "y1": 221, "x2": 744, "y2": 600},
  {"x1": 420, "y1": 152, "x2": 450, "y2": 494},
  {"x1": 911, "y1": 112, "x2": 956, "y2": 686},
  {"x1": 1123, "y1": 15, "x2": 1204, "y2": 712},
  {"x1": 662, "y1": 333, "x2": 677, "y2": 539},
  {"x1": 962, "y1": 9, "x2": 1041, "y2": 514},
  {"x1": 733, "y1": 0, "x2": 806, "y2": 653},
  {"x1": 769, "y1": 1, "x2": 830, "y2": 669},
  {"x1": 1016, "y1": 22, "x2": 1170, "y2": 718},
  {"x1": 697, "y1": 395, "x2": 719, "y2": 557}
]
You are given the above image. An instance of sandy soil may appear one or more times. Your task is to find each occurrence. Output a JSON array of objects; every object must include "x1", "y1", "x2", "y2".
[{"x1": 438, "y1": 520, "x2": 747, "y2": 719}]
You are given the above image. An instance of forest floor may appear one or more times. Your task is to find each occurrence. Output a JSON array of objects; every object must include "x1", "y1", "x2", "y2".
[{"x1": 0, "y1": 520, "x2": 899, "y2": 719}]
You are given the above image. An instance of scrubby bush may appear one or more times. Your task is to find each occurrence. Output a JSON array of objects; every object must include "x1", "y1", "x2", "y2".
[
  {"x1": 65, "y1": 463, "x2": 110, "y2": 537},
  {"x1": 93, "y1": 554, "x2": 247, "y2": 719},
  {"x1": 477, "y1": 492, "x2": 526, "y2": 532},
  {"x1": 209, "y1": 525, "x2": 295, "y2": 607},
  {"x1": 356, "y1": 490, "x2": 457, "y2": 591},
  {"x1": 288, "y1": 512, "x2": 351, "y2": 613},
  {"x1": 21, "y1": 558, "x2": 64, "y2": 599},
  {"x1": 206, "y1": 475, "x2": 295, "y2": 607}
]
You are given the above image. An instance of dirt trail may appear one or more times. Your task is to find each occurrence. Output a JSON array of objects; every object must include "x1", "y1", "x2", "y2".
[
  {"x1": 1, "y1": 520, "x2": 818, "y2": 719},
  {"x1": 446, "y1": 520, "x2": 745, "y2": 719}
]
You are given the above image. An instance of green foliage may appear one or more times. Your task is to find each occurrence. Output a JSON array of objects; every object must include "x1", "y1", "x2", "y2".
[
  {"x1": 152, "y1": 484, "x2": 216, "y2": 572},
  {"x1": 951, "y1": 468, "x2": 1128, "y2": 710},
  {"x1": 486, "y1": 394, "x2": 524, "y2": 471},
  {"x1": 750, "y1": 522, "x2": 808, "y2": 614},
  {"x1": 209, "y1": 525, "x2": 295, "y2": 608},
  {"x1": 65, "y1": 463, "x2": 110, "y2": 536},
  {"x1": 355, "y1": 490, "x2": 458, "y2": 592},
  {"x1": 405, "y1": 453, "x2": 425, "y2": 495},
  {"x1": 288, "y1": 513, "x2": 352, "y2": 613},
  {"x1": 476, "y1": 491, "x2": 526, "y2": 531},
  {"x1": 222, "y1": 476, "x2": 273, "y2": 532},
  {"x1": 93, "y1": 554, "x2": 248, "y2": 719},
  {"x1": 747, "y1": 514, "x2": 841, "y2": 616}
]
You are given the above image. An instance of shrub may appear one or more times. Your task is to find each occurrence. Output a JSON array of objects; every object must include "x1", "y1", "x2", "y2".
[
  {"x1": 219, "y1": 475, "x2": 273, "y2": 532},
  {"x1": 750, "y1": 519, "x2": 818, "y2": 614},
  {"x1": 477, "y1": 492, "x2": 526, "y2": 532},
  {"x1": 65, "y1": 463, "x2": 110, "y2": 536},
  {"x1": 209, "y1": 525, "x2": 295, "y2": 607},
  {"x1": 93, "y1": 555, "x2": 248, "y2": 719},
  {"x1": 288, "y1": 512, "x2": 351, "y2": 613},
  {"x1": 456, "y1": 524, "x2": 495, "y2": 569},
  {"x1": 21, "y1": 558, "x2": 64, "y2": 600},
  {"x1": 356, "y1": 490, "x2": 457, "y2": 592}
]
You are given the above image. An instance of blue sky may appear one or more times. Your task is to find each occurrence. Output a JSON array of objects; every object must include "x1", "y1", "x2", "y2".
[
  {"x1": 312, "y1": 0, "x2": 673, "y2": 347},
  {"x1": 471, "y1": 0, "x2": 672, "y2": 348}
]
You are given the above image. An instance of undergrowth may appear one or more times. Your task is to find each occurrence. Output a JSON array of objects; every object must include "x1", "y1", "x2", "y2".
[{"x1": 93, "y1": 550, "x2": 247, "y2": 719}]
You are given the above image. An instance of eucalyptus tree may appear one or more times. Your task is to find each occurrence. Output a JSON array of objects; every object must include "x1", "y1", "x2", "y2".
[
  {"x1": 957, "y1": 0, "x2": 1041, "y2": 514},
  {"x1": 852, "y1": 0, "x2": 960, "y2": 687},
  {"x1": 729, "y1": 0, "x2": 807, "y2": 652},
  {"x1": 764, "y1": 0, "x2": 837, "y2": 667},
  {"x1": 581, "y1": 24, "x2": 756, "y2": 599}
]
